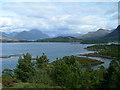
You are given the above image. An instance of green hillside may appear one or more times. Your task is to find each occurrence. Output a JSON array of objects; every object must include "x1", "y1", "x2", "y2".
[{"x1": 37, "y1": 36, "x2": 82, "y2": 42}]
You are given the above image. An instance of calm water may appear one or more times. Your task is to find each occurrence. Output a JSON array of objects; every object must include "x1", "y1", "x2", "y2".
[{"x1": 0, "y1": 42, "x2": 112, "y2": 71}]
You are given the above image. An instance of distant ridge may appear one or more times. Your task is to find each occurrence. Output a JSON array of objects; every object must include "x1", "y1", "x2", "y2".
[
  {"x1": 0, "y1": 32, "x2": 11, "y2": 41},
  {"x1": 103, "y1": 25, "x2": 120, "y2": 41},
  {"x1": 80, "y1": 25, "x2": 120, "y2": 44},
  {"x1": 12, "y1": 29, "x2": 49, "y2": 40},
  {"x1": 79, "y1": 29, "x2": 112, "y2": 40},
  {"x1": 37, "y1": 36, "x2": 81, "y2": 42}
]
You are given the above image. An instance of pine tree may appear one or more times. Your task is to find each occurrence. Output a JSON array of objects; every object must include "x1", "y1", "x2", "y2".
[
  {"x1": 36, "y1": 53, "x2": 49, "y2": 68},
  {"x1": 14, "y1": 53, "x2": 35, "y2": 82}
]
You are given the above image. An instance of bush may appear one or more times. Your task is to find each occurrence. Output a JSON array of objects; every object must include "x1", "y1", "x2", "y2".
[{"x1": 2, "y1": 76, "x2": 19, "y2": 87}]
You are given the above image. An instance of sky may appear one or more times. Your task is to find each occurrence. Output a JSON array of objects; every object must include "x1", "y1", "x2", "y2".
[{"x1": 0, "y1": 0, "x2": 118, "y2": 36}]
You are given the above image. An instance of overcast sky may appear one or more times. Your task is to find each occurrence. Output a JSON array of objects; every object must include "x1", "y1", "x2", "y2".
[{"x1": 0, "y1": 1, "x2": 118, "y2": 36}]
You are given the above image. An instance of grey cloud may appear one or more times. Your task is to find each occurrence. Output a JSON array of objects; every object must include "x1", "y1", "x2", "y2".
[{"x1": 0, "y1": 2, "x2": 118, "y2": 36}]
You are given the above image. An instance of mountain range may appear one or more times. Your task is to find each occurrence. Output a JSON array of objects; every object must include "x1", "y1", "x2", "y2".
[
  {"x1": 80, "y1": 25, "x2": 120, "y2": 44},
  {"x1": 12, "y1": 29, "x2": 49, "y2": 40},
  {"x1": 79, "y1": 29, "x2": 112, "y2": 40},
  {"x1": 37, "y1": 26, "x2": 119, "y2": 43},
  {"x1": 0, "y1": 25, "x2": 119, "y2": 42},
  {"x1": 56, "y1": 33, "x2": 83, "y2": 38},
  {"x1": 103, "y1": 25, "x2": 120, "y2": 41},
  {"x1": 0, "y1": 29, "x2": 49, "y2": 40}
]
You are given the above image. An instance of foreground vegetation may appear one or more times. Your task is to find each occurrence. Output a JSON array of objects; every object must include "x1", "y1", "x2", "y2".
[{"x1": 2, "y1": 44, "x2": 120, "y2": 89}]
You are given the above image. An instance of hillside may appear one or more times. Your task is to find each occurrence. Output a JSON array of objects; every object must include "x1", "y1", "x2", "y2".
[
  {"x1": 0, "y1": 36, "x2": 13, "y2": 41},
  {"x1": 0, "y1": 32, "x2": 12, "y2": 41},
  {"x1": 103, "y1": 25, "x2": 120, "y2": 41},
  {"x1": 80, "y1": 25, "x2": 120, "y2": 44},
  {"x1": 79, "y1": 29, "x2": 111, "y2": 40},
  {"x1": 37, "y1": 36, "x2": 81, "y2": 42},
  {"x1": 56, "y1": 33, "x2": 83, "y2": 37}
]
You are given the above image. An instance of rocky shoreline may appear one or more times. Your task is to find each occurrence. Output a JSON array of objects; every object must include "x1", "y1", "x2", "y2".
[
  {"x1": 80, "y1": 53, "x2": 114, "y2": 59},
  {"x1": 84, "y1": 48, "x2": 104, "y2": 51},
  {"x1": 0, "y1": 54, "x2": 23, "y2": 58}
]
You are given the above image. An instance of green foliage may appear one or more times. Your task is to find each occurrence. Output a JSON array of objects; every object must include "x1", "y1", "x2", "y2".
[
  {"x1": 80, "y1": 39, "x2": 108, "y2": 44},
  {"x1": 36, "y1": 53, "x2": 49, "y2": 68},
  {"x1": 79, "y1": 67, "x2": 100, "y2": 88},
  {"x1": 51, "y1": 56, "x2": 101, "y2": 88},
  {"x1": 12, "y1": 82, "x2": 63, "y2": 88},
  {"x1": 2, "y1": 69, "x2": 14, "y2": 78},
  {"x1": 14, "y1": 53, "x2": 35, "y2": 82},
  {"x1": 98, "y1": 65, "x2": 105, "y2": 70},
  {"x1": 29, "y1": 68, "x2": 53, "y2": 86},
  {"x1": 52, "y1": 63, "x2": 74, "y2": 87},
  {"x1": 2, "y1": 44, "x2": 120, "y2": 89},
  {"x1": 86, "y1": 44, "x2": 120, "y2": 58},
  {"x1": 101, "y1": 59, "x2": 120, "y2": 88},
  {"x1": 23, "y1": 53, "x2": 32, "y2": 62},
  {"x1": 2, "y1": 76, "x2": 19, "y2": 87}
]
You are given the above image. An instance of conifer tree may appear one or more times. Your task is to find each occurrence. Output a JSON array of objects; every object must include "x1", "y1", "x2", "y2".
[{"x1": 14, "y1": 53, "x2": 35, "y2": 82}]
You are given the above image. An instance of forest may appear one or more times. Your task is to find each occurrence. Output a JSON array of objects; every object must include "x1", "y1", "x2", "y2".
[{"x1": 2, "y1": 44, "x2": 120, "y2": 89}]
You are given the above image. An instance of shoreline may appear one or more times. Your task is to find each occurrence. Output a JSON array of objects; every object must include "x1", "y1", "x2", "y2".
[
  {"x1": 80, "y1": 45, "x2": 117, "y2": 59},
  {"x1": 0, "y1": 54, "x2": 23, "y2": 58},
  {"x1": 51, "y1": 56, "x2": 104, "y2": 67},
  {"x1": 79, "y1": 53, "x2": 114, "y2": 59}
]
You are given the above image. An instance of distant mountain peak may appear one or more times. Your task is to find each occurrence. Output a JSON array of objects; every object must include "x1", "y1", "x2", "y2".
[
  {"x1": 12, "y1": 29, "x2": 49, "y2": 40},
  {"x1": 116, "y1": 25, "x2": 120, "y2": 30},
  {"x1": 79, "y1": 28, "x2": 111, "y2": 40},
  {"x1": 98, "y1": 28, "x2": 105, "y2": 31},
  {"x1": 30, "y1": 29, "x2": 41, "y2": 32},
  {"x1": 21, "y1": 31, "x2": 28, "y2": 33},
  {"x1": 104, "y1": 25, "x2": 120, "y2": 41}
]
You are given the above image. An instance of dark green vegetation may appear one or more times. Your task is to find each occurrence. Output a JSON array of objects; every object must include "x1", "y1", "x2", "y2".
[
  {"x1": 2, "y1": 44, "x2": 120, "y2": 89},
  {"x1": 37, "y1": 36, "x2": 81, "y2": 42},
  {"x1": 82, "y1": 44, "x2": 120, "y2": 59},
  {"x1": 2, "y1": 53, "x2": 104, "y2": 88},
  {"x1": 52, "y1": 57, "x2": 104, "y2": 67},
  {"x1": 80, "y1": 39, "x2": 109, "y2": 44}
]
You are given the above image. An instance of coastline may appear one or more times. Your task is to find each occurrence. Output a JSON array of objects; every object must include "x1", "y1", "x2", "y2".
[
  {"x1": 0, "y1": 54, "x2": 23, "y2": 58},
  {"x1": 79, "y1": 53, "x2": 114, "y2": 59},
  {"x1": 79, "y1": 44, "x2": 118, "y2": 59}
]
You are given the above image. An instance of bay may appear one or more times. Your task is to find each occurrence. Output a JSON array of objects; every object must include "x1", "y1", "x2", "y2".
[{"x1": 0, "y1": 42, "x2": 111, "y2": 71}]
